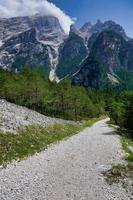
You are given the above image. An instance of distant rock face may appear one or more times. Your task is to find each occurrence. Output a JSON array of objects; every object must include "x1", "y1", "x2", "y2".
[
  {"x1": 0, "y1": 15, "x2": 65, "y2": 43},
  {"x1": 70, "y1": 20, "x2": 132, "y2": 85},
  {"x1": 79, "y1": 22, "x2": 93, "y2": 42},
  {"x1": 80, "y1": 22, "x2": 92, "y2": 32},
  {"x1": 0, "y1": 16, "x2": 131, "y2": 82},
  {"x1": 0, "y1": 15, "x2": 66, "y2": 79},
  {"x1": 0, "y1": 28, "x2": 59, "y2": 75},
  {"x1": 72, "y1": 31, "x2": 133, "y2": 89},
  {"x1": 80, "y1": 20, "x2": 130, "y2": 52},
  {"x1": 120, "y1": 39, "x2": 133, "y2": 72},
  {"x1": 80, "y1": 19, "x2": 129, "y2": 41},
  {"x1": 90, "y1": 31, "x2": 127, "y2": 72},
  {"x1": 56, "y1": 25, "x2": 88, "y2": 79}
]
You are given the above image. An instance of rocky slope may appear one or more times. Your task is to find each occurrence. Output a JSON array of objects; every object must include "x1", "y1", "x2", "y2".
[
  {"x1": 56, "y1": 20, "x2": 130, "y2": 79},
  {"x1": 0, "y1": 15, "x2": 66, "y2": 81},
  {"x1": 0, "y1": 15, "x2": 65, "y2": 43},
  {"x1": 0, "y1": 99, "x2": 68, "y2": 133},
  {"x1": 0, "y1": 28, "x2": 57, "y2": 76},
  {"x1": 73, "y1": 30, "x2": 133, "y2": 89},
  {"x1": 77, "y1": 19, "x2": 129, "y2": 54},
  {"x1": 56, "y1": 25, "x2": 88, "y2": 79}
]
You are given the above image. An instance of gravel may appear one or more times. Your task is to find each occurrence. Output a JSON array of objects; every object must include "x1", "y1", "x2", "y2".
[
  {"x1": 0, "y1": 119, "x2": 131, "y2": 200},
  {"x1": 0, "y1": 99, "x2": 69, "y2": 133}
]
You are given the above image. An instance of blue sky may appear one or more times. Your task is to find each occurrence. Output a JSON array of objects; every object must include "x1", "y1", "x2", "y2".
[{"x1": 50, "y1": 0, "x2": 133, "y2": 37}]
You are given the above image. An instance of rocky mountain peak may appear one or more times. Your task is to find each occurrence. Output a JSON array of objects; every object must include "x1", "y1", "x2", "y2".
[
  {"x1": 31, "y1": 15, "x2": 66, "y2": 42},
  {"x1": 90, "y1": 30, "x2": 126, "y2": 72},
  {"x1": 80, "y1": 22, "x2": 92, "y2": 32},
  {"x1": 79, "y1": 22, "x2": 93, "y2": 42},
  {"x1": 69, "y1": 24, "x2": 82, "y2": 37},
  {"x1": 0, "y1": 15, "x2": 66, "y2": 44},
  {"x1": 91, "y1": 20, "x2": 103, "y2": 33},
  {"x1": 72, "y1": 29, "x2": 133, "y2": 89},
  {"x1": 92, "y1": 20, "x2": 129, "y2": 40},
  {"x1": 0, "y1": 14, "x2": 67, "y2": 78}
]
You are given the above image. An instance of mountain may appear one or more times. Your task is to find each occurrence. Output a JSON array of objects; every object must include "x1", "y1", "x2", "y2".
[
  {"x1": 56, "y1": 25, "x2": 88, "y2": 79},
  {"x1": 80, "y1": 19, "x2": 129, "y2": 41},
  {"x1": 79, "y1": 20, "x2": 130, "y2": 52},
  {"x1": 0, "y1": 16, "x2": 132, "y2": 85},
  {"x1": 0, "y1": 15, "x2": 65, "y2": 43},
  {"x1": 1, "y1": 28, "x2": 60, "y2": 76},
  {"x1": 56, "y1": 20, "x2": 130, "y2": 80},
  {"x1": 92, "y1": 20, "x2": 128, "y2": 39},
  {"x1": 72, "y1": 30, "x2": 133, "y2": 89},
  {"x1": 0, "y1": 15, "x2": 66, "y2": 81},
  {"x1": 79, "y1": 22, "x2": 93, "y2": 42}
]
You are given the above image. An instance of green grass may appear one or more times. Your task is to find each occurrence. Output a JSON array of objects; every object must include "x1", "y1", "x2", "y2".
[
  {"x1": 0, "y1": 118, "x2": 100, "y2": 166},
  {"x1": 121, "y1": 135, "x2": 133, "y2": 162},
  {"x1": 83, "y1": 117, "x2": 103, "y2": 127}
]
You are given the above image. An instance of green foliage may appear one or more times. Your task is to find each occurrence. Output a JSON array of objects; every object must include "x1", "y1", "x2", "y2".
[
  {"x1": 0, "y1": 68, "x2": 105, "y2": 121},
  {"x1": 121, "y1": 135, "x2": 133, "y2": 162},
  {"x1": 57, "y1": 55, "x2": 85, "y2": 79},
  {"x1": 116, "y1": 69, "x2": 133, "y2": 90},
  {"x1": 0, "y1": 123, "x2": 82, "y2": 166},
  {"x1": 106, "y1": 89, "x2": 133, "y2": 134}
]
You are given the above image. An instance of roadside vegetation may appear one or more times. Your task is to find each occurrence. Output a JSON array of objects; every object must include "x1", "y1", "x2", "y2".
[
  {"x1": 121, "y1": 134, "x2": 133, "y2": 162},
  {"x1": 0, "y1": 66, "x2": 105, "y2": 121},
  {"x1": 104, "y1": 95, "x2": 133, "y2": 188},
  {"x1": 103, "y1": 129, "x2": 133, "y2": 189},
  {"x1": 0, "y1": 66, "x2": 105, "y2": 167},
  {"x1": 106, "y1": 89, "x2": 133, "y2": 135},
  {"x1": 104, "y1": 164, "x2": 133, "y2": 189},
  {"x1": 107, "y1": 88, "x2": 133, "y2": 171},
  {"x1": 0, "y1": 118, "x2": 100, "y2": 166}
]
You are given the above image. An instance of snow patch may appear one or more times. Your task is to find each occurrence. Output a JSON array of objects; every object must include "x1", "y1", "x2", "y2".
[
  {"x1": 107, "y1": 73, "x2": 119, "y2": 84},
  {"x1": 49, "y1": 69, "x2": 59, "y2": 82},
  {"x1": 47, "y1": 43, "x2": 61, "y2": 82},
  {"x1": 0, "y1": 41, "x2": 3, "y2": 47}
]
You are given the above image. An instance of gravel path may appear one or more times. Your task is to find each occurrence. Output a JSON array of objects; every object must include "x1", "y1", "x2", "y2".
[{"x1": 0, "y1": 119, "x2": 129, "y2": 200}]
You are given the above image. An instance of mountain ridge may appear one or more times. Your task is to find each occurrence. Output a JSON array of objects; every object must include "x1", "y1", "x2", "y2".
[
  {"x1": 72, "y1": 30, "x2": 133, "y2": 89},
  {"x1": 0, "y1": 15, "x2": 132, "y2": 88}
]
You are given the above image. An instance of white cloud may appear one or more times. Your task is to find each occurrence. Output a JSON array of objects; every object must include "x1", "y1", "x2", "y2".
[{"x1": 0, "y1": 0, "x2": 74, "y2": 34}]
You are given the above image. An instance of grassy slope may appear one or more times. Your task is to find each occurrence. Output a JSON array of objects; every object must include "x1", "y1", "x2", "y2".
[{"x1": 0, "y1": 118, "x2": 99, "y2": 166}]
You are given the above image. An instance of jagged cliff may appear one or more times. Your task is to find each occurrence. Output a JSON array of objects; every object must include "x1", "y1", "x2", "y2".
[
  {"x1": 73, "y1": 30, "x2": 133, "y2": 89},
  {"x1": 0, "y1": 15, "x2": 66, "y2": 80}
]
